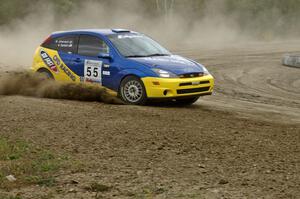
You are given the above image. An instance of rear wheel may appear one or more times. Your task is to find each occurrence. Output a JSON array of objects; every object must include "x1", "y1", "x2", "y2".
[
  {"x1": 174, "y1": 96, "x2": 200, "y2": 106},
  {"x1": 119, "y1": 76, "x2": 147, "y2": 105},
  {"x1": 37, "y1": 69, "x2": 54, "y2": 80}
]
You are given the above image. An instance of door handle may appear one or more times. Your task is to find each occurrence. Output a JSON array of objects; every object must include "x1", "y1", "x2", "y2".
[{"x1": 74, "y1": 58, "x2": 81, "y2": 63}]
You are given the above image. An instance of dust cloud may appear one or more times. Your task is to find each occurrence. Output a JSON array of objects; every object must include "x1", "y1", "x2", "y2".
[
  {"x1": 0, "y1": 72, "x2": 122, "y2": 104},
  {"x1": 0, "y1": 0, "x2": 297, "y2": 103},
  {"x1": 0, "y1": 0, "x2": 245, "y2": 68}
]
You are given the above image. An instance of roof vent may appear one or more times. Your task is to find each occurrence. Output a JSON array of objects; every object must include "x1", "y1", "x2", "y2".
[{"x1": 111, "y1": 29, "x2": 131, "y2": 33}]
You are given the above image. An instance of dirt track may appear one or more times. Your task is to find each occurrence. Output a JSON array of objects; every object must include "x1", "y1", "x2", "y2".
[{"x1": 0, "y1": 41, "x2": 299, "y2": 198}]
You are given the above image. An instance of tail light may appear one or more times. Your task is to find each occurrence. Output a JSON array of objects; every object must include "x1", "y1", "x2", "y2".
[{"x1": 41, "y1": 35, "x2": 52, "y2": 46}]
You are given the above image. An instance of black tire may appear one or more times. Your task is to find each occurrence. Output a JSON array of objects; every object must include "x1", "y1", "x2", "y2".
[
  {"x1": 119, "y1": 76, "x2": 147, "y2": 105},
  {"x1": 174, "y1": 96, "x2": 200, "y2": 106},
  {"x1": 37, "y1": 68, "x2": 54, "y2": 80}
]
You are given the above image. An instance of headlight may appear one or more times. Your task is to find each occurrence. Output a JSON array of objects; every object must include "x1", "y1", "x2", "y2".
[
  {"x1": 201, "y1": 66, "x2": 210, "y2": 76},
  {"x1": 152, "y1": 68, "x2": 177, "y2": 78}
]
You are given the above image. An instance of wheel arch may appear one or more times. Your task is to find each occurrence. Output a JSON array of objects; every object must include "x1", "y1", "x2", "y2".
[
  {"x1": 117, "y1": 69, "x2": 148, "y2": 92},
  {"x1": 36, "y1": 67, "x2": 54, "y2": 79}
]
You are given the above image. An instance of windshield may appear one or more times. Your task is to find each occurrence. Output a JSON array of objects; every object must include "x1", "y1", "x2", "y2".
[{"x1": 108, "y1": 33, "x2": 171, "y2": 58}]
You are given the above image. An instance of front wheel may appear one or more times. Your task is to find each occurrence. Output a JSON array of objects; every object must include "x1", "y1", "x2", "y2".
[{"x1": 119, "y1": 76, "x2": 147, "y2": 105}]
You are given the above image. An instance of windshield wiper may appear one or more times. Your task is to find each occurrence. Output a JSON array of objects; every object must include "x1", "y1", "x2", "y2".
[
  {"x1": 145, "y1": 53, "x2": 170, "y2": 57},
  {"x1": 126, "y1": 53, "x2": 170, "y2": 58},
  {"x1": 125, "y1": 55, "x2": 149, "y2": 58}
]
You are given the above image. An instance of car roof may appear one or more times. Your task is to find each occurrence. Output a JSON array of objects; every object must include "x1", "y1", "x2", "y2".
[{"x1": 51, "y1": 29, "x2": 136, "y2": 37}]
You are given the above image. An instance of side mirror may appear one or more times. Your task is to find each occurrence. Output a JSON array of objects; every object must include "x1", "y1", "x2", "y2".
[{"x1": 98, "y1": 53, "x2": 112, "y2": 60}]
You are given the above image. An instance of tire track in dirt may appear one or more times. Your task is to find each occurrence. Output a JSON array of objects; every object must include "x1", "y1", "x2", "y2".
[{"x1": 177, "y1": 42, "x2": 300, "y2": 124}]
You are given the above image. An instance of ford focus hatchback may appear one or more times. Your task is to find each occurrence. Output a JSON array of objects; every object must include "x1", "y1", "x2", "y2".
[{"x1": 32, "y1": 29, "x2": 214, "y2": 105}]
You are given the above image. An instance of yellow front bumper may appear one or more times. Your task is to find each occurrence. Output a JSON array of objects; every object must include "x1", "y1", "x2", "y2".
[{"x1": 141, "y1": 75, "x2": 214, "y2": 98}]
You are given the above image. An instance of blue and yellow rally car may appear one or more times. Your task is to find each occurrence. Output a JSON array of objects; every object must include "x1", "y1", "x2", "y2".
[{"x1": 32, "y1": 29, "x2": 214, "y2": 105}]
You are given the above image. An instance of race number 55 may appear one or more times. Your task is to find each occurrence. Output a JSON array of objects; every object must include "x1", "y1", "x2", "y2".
[
  {"x1": 86, "y1": 66, "x2": 99, "y2": 77},
  {"x1": 84, "y1": 60, "x2": 102, "y2": 81}
]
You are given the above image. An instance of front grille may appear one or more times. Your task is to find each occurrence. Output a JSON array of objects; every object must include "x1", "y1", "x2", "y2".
[
  {"x1": 179, "y1": 73, "x2": 204, "y2": 78},
  {"x1": 179, "y1": 80, "x2": 210, "y2": 87},
  {"x1": 177, "y1": 86, "x2": 210, "y2": 94}
]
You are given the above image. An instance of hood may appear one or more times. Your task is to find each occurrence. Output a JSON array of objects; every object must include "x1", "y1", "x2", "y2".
[{"x1": 130, "y1": 55, "x2": 204, "y2": 75}]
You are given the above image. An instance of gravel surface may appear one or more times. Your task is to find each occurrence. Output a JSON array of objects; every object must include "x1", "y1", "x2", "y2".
[{"x1": 0, "y1": 41, "x2": 299, "y2": 199}]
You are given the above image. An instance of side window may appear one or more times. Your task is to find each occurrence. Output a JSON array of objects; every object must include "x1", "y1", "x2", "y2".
[
  {"x1": 55, "y1": 36, "x2": 78, "y2": 54},
  {"x1": 78, "y1": 35, "x2": 109, "y2": 57},
  {"x1": 42, "y1": 35, "x2": 78, "y2": 54}
]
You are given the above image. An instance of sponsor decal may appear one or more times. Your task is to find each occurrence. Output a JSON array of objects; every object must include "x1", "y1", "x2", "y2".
[
  {"x1": 103, "y1": 64, "x2": 110, "y2": 68},
  {"x1": 60, "y1": 64, "x2": 76, "y2": 81},
  {"x1": 40, "y1": 50, "x2": 59, "y2": 73},
  {"x1": 53, "y1": 55, "x2": 61, "y2": 65},
  {"x1": 53, "y1": 55, "x2": 76, "y2": 81},
  {"x1": 55, "y1": 39, "x2": 73, "y2": 48},
  {"x1": 102, "y1": 71, "x2": 110, "y2": 76},
  {"x1": 84, "y1": 78, "x2": 99, "y2": 83},
  {"x1": 117, "y1": 34, "x2": 142, "y2": 39}
]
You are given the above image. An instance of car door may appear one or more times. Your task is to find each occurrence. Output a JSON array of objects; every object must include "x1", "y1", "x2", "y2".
[
  {"x1": 69, "y1": 34, "x2": 111, "y2": 86},
  {"x1": 54, "y1": 35, "x2": 79, "y2": 67}
]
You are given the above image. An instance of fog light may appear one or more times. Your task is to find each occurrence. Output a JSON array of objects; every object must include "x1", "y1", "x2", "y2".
[{"x1": 163, "y1": 90, "x2": 168, "y2": 95}]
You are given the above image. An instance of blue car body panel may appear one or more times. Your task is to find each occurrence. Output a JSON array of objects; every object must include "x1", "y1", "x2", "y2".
[
  {"x1": 45, "y1": 29, "x2": 208, "y2": 92},
  {"x1": 129, "y1": 55, "x2": 205, "y2": 75}
]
